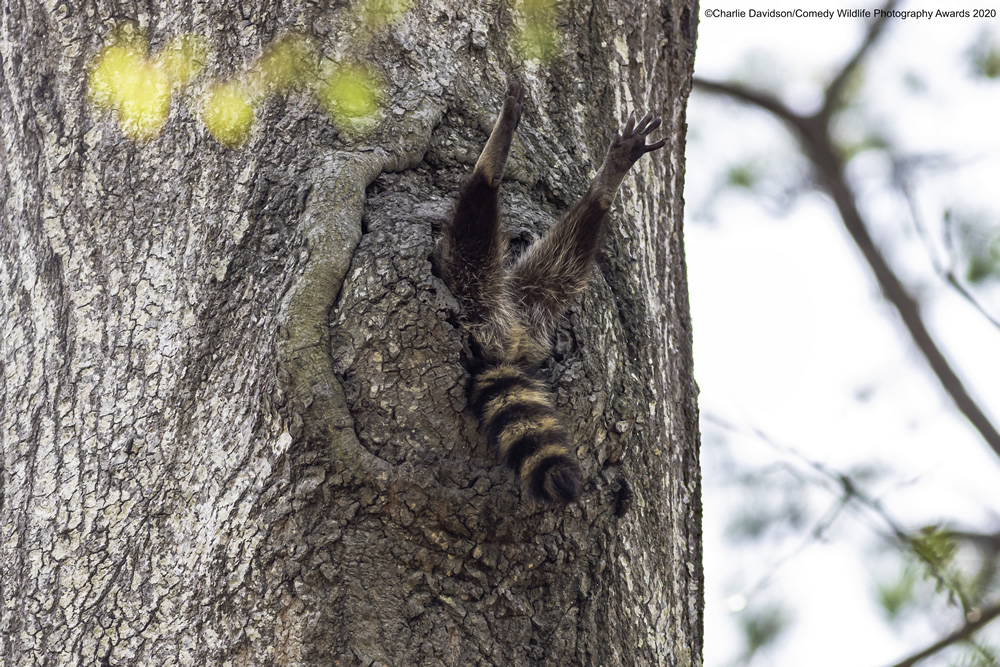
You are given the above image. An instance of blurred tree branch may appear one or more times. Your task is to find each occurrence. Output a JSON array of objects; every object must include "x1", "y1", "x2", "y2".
[
  {"x1": 709, "y1": 411, "x2": 1000, "y2": 664},
  {"x1": 820, "y1": 0, "x2": 898, "y2": 118},
  {"x1": 893, "y1": 161, "x2": 1000, "y2": 331},
  {"x1": 707, "y1": 412, "x2": 980, "y2": 614},
  {"x1": 946, "y1": 529, "x2": 1000, "y2": 553},
  {"x1": 693, "y1": 1, "x2": 1000, "y2": 461},
  {"x1": 886, "y1": 600, "x2": 1000, "y2": 667}
]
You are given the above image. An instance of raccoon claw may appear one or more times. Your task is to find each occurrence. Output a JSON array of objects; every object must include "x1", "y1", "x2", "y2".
[
  {"x1": 499, "y1": 77, "x2": 525, "y2": 129},
  {"x1": 603, "y1": 110, "x2": 665, "y2": 178}
]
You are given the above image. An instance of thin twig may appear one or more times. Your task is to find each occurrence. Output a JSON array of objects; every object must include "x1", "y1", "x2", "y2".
[
  {"x1": 706, "y1": 413, "x2": 973, "y2": 612},
  {"x1": 887, "y1": 601, "x2": 1000, "y2": 667},
  {"x1": 821, "y1": 0, "x2": 899, "y2": 119},
  {"x1": 892, "y1": 158, "x2": 1000, "y2": 331}
]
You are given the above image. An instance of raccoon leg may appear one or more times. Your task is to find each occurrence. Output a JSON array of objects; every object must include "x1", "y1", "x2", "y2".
[
  {"x1": 474, "y1": 77, "x2": 525, "y2": 187},
  {"x1": 441, "y1": 80, "x2": 582, "y2": 504},
  {"x1": 438, "y1": 79, "x2": 525, "y2": 348},
  {"x1": 510, "y1": 112, "x2": 665, "y2": 342}
]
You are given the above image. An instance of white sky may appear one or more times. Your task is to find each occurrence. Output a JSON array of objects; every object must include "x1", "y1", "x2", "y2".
[{"x1": 688, "y1": 2, "x2": 1000, "y2": 665}]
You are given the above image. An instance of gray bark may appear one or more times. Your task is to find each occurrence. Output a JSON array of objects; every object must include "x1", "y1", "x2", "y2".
[{"x1": 1, "y1": 1, "x2": 701, "y2": 664}]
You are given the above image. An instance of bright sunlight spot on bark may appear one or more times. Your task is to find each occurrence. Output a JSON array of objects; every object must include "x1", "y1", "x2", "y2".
[
  {"x1": 516, "y1": 0, "x2": 559, "y2": 62},
  {"x1": 87, "y1": 27, "x2": 177, "y2": 141},
  {"x1": 202, "y1": 82, "x2": 255, "y2": 147},
  {"x1": 318, "y1": 64, "x2": 383, "y2": 127}
]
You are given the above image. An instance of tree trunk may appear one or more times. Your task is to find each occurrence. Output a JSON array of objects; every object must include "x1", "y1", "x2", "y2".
[{"x1": 1, "y1": 1, "x2": 701, "y2": 664}]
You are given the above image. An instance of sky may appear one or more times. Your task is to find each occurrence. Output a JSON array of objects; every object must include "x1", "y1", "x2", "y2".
[{"x1": 686, "y1": 2, "x2": 1000, "y2": 665}]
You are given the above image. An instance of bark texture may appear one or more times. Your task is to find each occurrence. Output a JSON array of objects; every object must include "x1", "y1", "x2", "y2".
[{"x1": 1, "y1": 0, "x2": 701, "y2": 664}]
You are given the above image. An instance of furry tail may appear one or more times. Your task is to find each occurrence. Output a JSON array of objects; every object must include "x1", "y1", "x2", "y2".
[{"x1": 469, "y1": 364, "x2": 582, "y2": 504}]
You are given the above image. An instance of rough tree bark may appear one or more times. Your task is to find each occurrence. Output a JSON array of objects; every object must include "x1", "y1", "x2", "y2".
[{"x1": 1, "y1": 0, "x2": 701, "y2": 664}]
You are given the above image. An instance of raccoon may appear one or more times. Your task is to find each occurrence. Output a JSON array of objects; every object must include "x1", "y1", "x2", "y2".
[{"x1": 437, "y1": 78, "x2": 664, "y2": 505}]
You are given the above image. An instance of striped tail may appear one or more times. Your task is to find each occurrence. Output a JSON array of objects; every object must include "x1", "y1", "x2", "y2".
[{"x1": 469, "y1": 364, "x2": 582, "y2": 505}]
